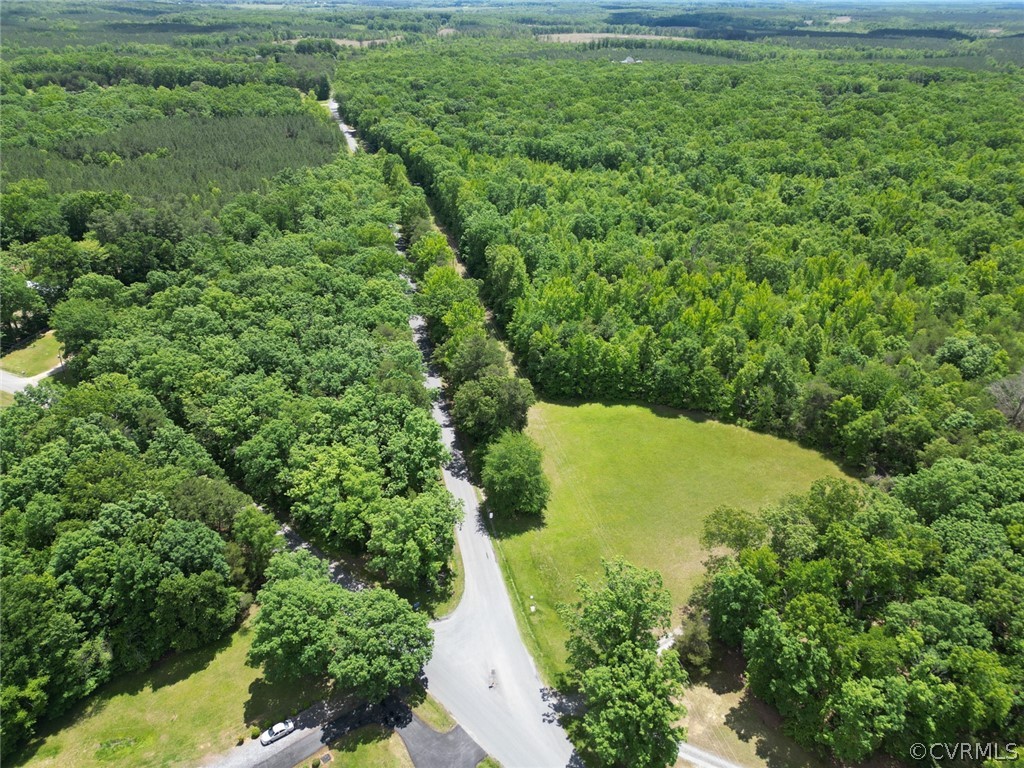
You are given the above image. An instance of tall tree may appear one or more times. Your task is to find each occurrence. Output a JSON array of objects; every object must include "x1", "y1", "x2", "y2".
[
  {"x1": 561, "y1": 559, "x2": 685, "y2": 768},
  {"x1": 481, "y1": 430, "x2": 549, "y2": 517}
]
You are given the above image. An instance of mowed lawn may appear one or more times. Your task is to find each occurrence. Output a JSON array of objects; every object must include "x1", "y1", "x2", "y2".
[
  {"x1": 0, "y1": 332, "x2": 62, "y2": 377},
  {"x1": 297, "y1": 725, "x2": 413, "y2": 768},
  {"x1": 498, "y1": 401, "x2": 848, "y2": 680},
  {"x1": 16, "y1": 616, "x2": 328, "y2": 768}
]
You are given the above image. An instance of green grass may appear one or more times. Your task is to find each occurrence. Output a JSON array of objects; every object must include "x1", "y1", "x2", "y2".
[
  {"x1": 16, "y1": 614, "x2": 329, "y2": 768},
  {"x1": 432, "y1": 535, "x2": 465, "y2": 619},
  {"x1": 0, "y1": 332, "x2": 62, "y2": 377},
  {"x1": 321, "y1": 725, "x2": 413, "y2": 768},
  {"x1": 495, "y1": 400, "x2": 848, "y2": 682},
  {"x1": 408, "y1": 683, "x2": 456, "y2": 733},
  {"x1": 0, "y1": 391, "x2": 15, "y2": 409}
]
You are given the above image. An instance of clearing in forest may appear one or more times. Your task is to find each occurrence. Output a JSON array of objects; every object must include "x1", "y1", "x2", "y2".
[
  {"x1": 492, "y1": 401, "x2": 846, "y2": 768},
  {"x1": 495, "y1": 400, "x2": 848, "y2": 680},
  {"x1": 0, "y1": 332, "x2": 62, "y2": 378}
]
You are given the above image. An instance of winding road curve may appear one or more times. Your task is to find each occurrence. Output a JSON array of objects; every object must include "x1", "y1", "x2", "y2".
[
  {"x1": 412, "y1": 315, "x2": 577, "y2": 768},
  {"x1": 0, "y1": 363, "x2": 64, "y2": 395},
  {"x1": 204, "y1": 103, "x2": 748, "y2": 768}
]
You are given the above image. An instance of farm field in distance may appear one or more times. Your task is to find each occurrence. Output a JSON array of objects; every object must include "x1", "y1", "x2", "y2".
[{"x1": 500, "y1": 400, "x2": 848, "y2": 679}]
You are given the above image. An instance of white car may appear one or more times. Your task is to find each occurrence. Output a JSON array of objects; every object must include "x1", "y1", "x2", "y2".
[{"x1": 259, "y1": 720, "x2": 296, "y2": 746}]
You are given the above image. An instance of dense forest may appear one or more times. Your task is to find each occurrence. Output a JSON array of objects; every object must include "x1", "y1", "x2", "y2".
[
  {"x1": 0, "y1": 43, "x2": 342, "y2": 345},
  {"x1": 0, "y1": 148, "x2": 462, "y2": 758},
  {"x1": 336, "y1": 39, "x2": 1024, "y2": 477},
  {"x1": 3, "y1": 2, "x2": 1024, "y2": 765},
  {"x1": 334, "y1": 34, "x2": 1024, "y2": 762},
  {"x1": 700, "y1": 438, "x2": 1024, "y2": 761},
  {"x1": 0, "y1": 12, "x2": 463, "y2": 756}
]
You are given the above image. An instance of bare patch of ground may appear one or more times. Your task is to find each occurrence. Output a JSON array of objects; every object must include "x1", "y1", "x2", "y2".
[
  {"x1": 283, "y1": 36, "x2": 401, "y2": 47},
  {"x1": 438, "y1": 27, "x2": 457, "y2": 36},
  {"x1": 677, "y1": 649, "x2": 903, "y2": 768},
  {"x1": 332, "y1": 37, "x2": 400, "y2": 47},
  {"x1": 538, "y1": 33, "x2": 693, "y2": 43},
  {"x1": 678, "y1": 651, "x2": 830, "y2": 768},
  {"x1": 829, "y1": 16, "x2": 853, "y2": 24}
]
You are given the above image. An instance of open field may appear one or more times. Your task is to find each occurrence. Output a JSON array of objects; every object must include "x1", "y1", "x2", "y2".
[
  {"x1": 0, "y1": 332, "x2": 61, "y2": 377},
  {"x1": 495, "y1": 401, "x2": 847, "y2": 680},
  {"x1": 491, "y1": 401, "x2": 847, "y2": 768},
  {"x1": 15, "y1": 616, "x2": 328, "y2": 768},
  {"x1": 0, "y1": 391, "x2": 15, "y2": 409},
  {"x1": 538, "y1": 32, "x2": 693, "y2": 43}
]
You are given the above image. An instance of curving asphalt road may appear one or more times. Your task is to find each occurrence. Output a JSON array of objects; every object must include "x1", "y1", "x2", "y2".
[
  {"x1": 677, "y1": 743, "x2": 747, "y2": 768},
  {"x1": 327, "y1": 98, "x2": 360, "y2": 153},
  {"x1": 0, "y1": 362, "x2": 64, "y2": 395},
  {"x1": 207, "y1": 101, "x2": 741, "y2": 768},
  {"x1": 410, "y1": 313, "x2": 576, "y2": 768}
]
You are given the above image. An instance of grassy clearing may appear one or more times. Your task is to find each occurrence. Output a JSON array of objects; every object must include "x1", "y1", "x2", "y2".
[
  {"x1": 0, "y1": 332, "x2": 62, "y2": 377},
  {"x1": 408, "y1": 683, "x2": 456, "y2": 733},
  {"x1": 491, "y1": 401, "x2": 846, "y2": 768},
  {"x1": 16, "y1": 615, "x2": 329, "y2": 768},
  {"x1": 311, "y1": 725, "x2": 413, "y2": 768},
  {"x1": 432, "y1": 535, "x2": 465, "y2": 619},
  {"x1": 495, "y1": 400, "x2": 848, "y2": 681},
  {"x1": 0, "y1": 391, "x2": 15, "y2": 409}
]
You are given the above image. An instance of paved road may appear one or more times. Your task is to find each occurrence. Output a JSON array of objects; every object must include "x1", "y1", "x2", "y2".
[
  {"x1": 204, "y1": 698, "x2": 356, "y2": 768},
  {"x1": 678, "y1": 742, "x2": 747, "y2": 768},
  {"x1": 244, "y1": 103, "x2": 736, "y2": 768},
  {"x1": 205, "y1": 697, "x2": 484, "y2": 768},
  {"x1": 0, "y1": 362, "x2": 63, "y2": 394},
  {"x1": 409, "y1": 314, "x2": 576, "y2": 768},
  {"x1": 327, "y1": 97, "x2": 360, "y2": 153},
  {"x1": 400, "y1": 714, "x2": 486, "y2": 768}
]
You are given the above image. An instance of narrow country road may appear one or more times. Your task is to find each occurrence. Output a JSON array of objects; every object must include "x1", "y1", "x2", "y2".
[
  {"x1": 410, "y1": 312, "x2": 576, "y2": 768},
  {"x1": 0, "y1": 362, "x2": 64, "y2": 394},
  {"x1": 327, "y1": 97, "x2": 359, "y2": 153},
  {"x1": 239, "y1": 99, "x2": 742, "y2": 768},
  {"x1": 677, "y1": 743, "x2": 747, "y2": 768}
]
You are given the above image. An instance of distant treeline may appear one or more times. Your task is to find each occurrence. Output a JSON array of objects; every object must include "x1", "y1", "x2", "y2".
[
  {"x1": 604, "y1": 11, "x2": 976, "y2": 42},
  {"x1": 6, "y1": 47, "x2": 331, "y2": 96}
]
